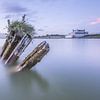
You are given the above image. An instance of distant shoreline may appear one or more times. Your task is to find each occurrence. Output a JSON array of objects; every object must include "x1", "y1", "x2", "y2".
[
  {"x1": 80, "y1": 34, "x2": 100, "y2": 39},
  {"x1": 33, "y1": 34, "x2": 100, "y2": 39}
]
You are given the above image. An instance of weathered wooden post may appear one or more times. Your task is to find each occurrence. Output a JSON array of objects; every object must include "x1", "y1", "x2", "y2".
[
  {"x1": 0, "y1": 20, "x2": 15, "y2": 57},
  {"x1": 1, "y1": 15, "x2": 50, "y2": 72},
  {"x1": 1, "y1": 15, "x2": 35, "y2": 62},
  {"x1": 2, "y1": 33, "x2": 22, "y2": 60},
  {"x1": 14, "y1": 41, "x2": 49, "y2": 72},
  {"x1": 5, "y1": 34, "x2": 32, "y2": 65}
]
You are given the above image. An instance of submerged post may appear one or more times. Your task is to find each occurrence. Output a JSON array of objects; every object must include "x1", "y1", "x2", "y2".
[
  {"x1": 14, "y1": 41, "x2": 49, "y2": 72},
  {"x1": 0, "y1": 15, "x2": 35, "y2": 63},
  {"x1": 2, "y1": 33, "x2": 22, "y2": 60},
  {"x1": 0, "y1": 19, "x2": 15, "y2": 57},
  {"x1": 0, "y1": 15, "x2": 50, "y2": 72},
  {"x1": 5, "y1": 34, "x2": 32, "y2": 65}
]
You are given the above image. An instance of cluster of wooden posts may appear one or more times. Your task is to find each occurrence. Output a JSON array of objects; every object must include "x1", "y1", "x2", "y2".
[{"x1": 0, "y1": 25, "x2": 49, "y2": 72}]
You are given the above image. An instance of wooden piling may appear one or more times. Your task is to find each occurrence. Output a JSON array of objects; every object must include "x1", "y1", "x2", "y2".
[
  {"x1": 0, "y1": 30, "x2": 16, "y2": 57},
  {"x1": 15, "y1": 41, "x2": 49, "y2": 72},
  {"x1": 2, "y1": 34, "x2": 22, "y2": 60},
  {"x1": 5, "y1": 34, "x2": 32, "y2": 65}
]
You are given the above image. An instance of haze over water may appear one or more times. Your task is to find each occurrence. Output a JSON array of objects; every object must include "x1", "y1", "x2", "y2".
[{"x1": 0, "y1": 39, "x2": 100, "y2": 100}]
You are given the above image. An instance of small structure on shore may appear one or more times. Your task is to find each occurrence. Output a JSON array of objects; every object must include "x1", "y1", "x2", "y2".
[
  {"x1": 0, "y1": 15, "x2": 50, "y2": 72},
  {"x1": 71, "y1": 29, "x2": 88, "y2": 38}
]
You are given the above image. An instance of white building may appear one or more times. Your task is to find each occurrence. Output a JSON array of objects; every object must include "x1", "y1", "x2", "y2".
[{"x1": 71, "y1": 29, "x2": 88, "y2": 38}]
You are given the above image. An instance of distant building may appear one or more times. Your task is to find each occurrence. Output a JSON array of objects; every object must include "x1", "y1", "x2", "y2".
[{"x1": 71, "y1": 29, "x2": 88, "y2": 38}]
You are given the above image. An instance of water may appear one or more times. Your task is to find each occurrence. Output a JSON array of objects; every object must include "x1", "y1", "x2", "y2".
[{"x1": 0, "y1": 39, "x2": 100, "y2": 100}]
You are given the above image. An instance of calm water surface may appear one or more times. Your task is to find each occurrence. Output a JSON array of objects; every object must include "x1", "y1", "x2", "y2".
[{"x1": 0, "y1": 39, "x2": 100, "y2": 100}]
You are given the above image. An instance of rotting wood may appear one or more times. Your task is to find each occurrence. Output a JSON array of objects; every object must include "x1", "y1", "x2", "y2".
[
  {"x1": 0, "y1": 28, "x2": 16, "y2": 57},
  {"x1": 14, "y1": 41, "x2": 49, "y2": 72},
  {"x1": 0, "y1": 19, "x2": 15, "y2": 57},
  {"x1": 5, "y1": 34, "x2": 32, "y2": 65},
  {"x1": 2, "y1": 33, "x2": 22, "y2": 60},
  {"x1": 0, "y1": 15, "x2": 50, "y2": 72},
  {"x1": 0, "y1": 15, "x2": 35, "y2": 60}
]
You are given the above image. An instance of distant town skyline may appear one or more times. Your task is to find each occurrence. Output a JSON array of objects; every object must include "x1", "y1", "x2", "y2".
[{"x1": 0, "y1": 0, "x2": 100, "y2": 35}]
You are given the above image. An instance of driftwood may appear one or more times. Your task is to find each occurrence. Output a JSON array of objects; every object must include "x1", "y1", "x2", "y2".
[{"x1": 14, "y1": 41, "x2": 49, "y2": 72}]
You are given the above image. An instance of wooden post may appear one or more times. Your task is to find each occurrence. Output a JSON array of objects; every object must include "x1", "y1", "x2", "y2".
[
  {"x1": 22, "y1": 14, "x2": 26, "y2": 23},
  {"x1": 5, "y1": 34, "x2": 32, "y2": 65},
  {"x1": 2, "y1": 33, "x2": 22, "y2": 60},
  {"x1": 0, "y1": 30, "x2": 16, "y2": 57},
  {"x1": 15, "y1": 41, "x2": 49, "y2": 72},
  {"x1": 1, "y1": 19, "x2": 16, "y2": 58}
]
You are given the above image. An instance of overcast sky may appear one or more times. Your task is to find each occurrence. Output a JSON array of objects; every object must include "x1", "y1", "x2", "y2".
[{"x1": 0, "y1": 0, "x2": 100, "y2": 34}]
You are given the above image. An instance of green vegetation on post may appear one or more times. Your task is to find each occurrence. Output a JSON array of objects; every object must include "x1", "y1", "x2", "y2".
[{"x1": 8, "y1": 15, "x2": 35, "y2": 38}]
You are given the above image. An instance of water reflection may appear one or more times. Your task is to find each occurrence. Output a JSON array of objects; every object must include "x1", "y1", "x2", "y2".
[
  {"x1": 9, "y1": 70, "x2": 49, "y2": 91},
  {"x1": 0, "y1": 39, "x2": 100, "y2": 100}
]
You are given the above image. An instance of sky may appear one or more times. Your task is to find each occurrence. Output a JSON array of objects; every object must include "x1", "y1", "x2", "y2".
[{"x1": 0, "y1": 0, "x2": 100, "y2": 35}]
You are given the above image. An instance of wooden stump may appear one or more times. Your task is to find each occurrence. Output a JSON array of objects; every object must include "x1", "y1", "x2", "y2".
[
  {"x1": 0, "y1": 30, "x2": 16, "y2": 58},
  {"x1": 5, "y1": 34, "x2": 32, "y2": 65},
  {"x1": 2, "y1": 34, "x2": 22, "y2": 60},
  {"x1": 15, "y1": 41, "x2": 49, "y2": 72}
]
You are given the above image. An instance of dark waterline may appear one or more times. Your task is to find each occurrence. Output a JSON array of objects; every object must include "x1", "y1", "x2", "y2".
[{"x1": 0, "y1": 39, "x2": 100, "y2": 100}]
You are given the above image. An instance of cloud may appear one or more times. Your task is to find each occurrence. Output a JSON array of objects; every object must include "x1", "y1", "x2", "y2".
[
  {"x1": 2, "y1": 3, "x2": 28, "y2": 13},
  {"x1": 90, "y1": 18, "x2": 100, "y2": 25}
]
